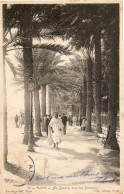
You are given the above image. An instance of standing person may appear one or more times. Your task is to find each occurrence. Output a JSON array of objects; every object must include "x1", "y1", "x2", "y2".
[
  {"x1": 58, "y1": 114, "x2": 61, "y2": 119},
  {"x1": 68, "y1": 116, "x2": 71, "y2": 126},
  {"x1": 81, "y1": 118, "x2": 87, "y2": 131},
  {"x1": 61, "y1": 113, "x2": 67, "y2": 135},
  {"x1": 48, "y1": 112, "x2": 63, "y2": 149},
  {"x1": 71, "y1": 115, "x2": 73, "y2": 126},
  {"x1": 78, "y1": 115, "x2": 80, "y2": 126},
  {"x1": 49, "y1": 115, "x2": 52, "y2": 121},
  {"x1": 76, "y1": 115, "x2": 79, "y2": 126},
  {"x1": 73, "y1": 115, "x2": 77, "y2": 129},
  {"x1": 68, "y1": 115, "x2": 73, "y2": 126},
  {"x1": 46, "y1": 115, "x2": 50, "y2": 136},
  {"x1": 44, "y1": 115, "x2": 47, "y2": 131},
  {"x1": 80, "y1": 116, "x2": 82, "y2": 126},
  {"x1": 19, "y1": 114, "x2": 24, "y2": 128},
  {"x1": 15, "y1": 114, "x2": 19, "y2": 128}
]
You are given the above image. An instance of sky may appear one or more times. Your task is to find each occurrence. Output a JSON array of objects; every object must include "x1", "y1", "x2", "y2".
[{"x1": 6, "y1": 54, "x2": 24, "y2": 117}]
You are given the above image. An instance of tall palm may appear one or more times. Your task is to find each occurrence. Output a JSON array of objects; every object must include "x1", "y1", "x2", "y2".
[
  {"x1": 67, "y1": 51, "x2": 93, "y2": 131},
  {"x1": 104, "y1": 8, "x2": 119, "y2": 150},
  {"x1": 33, "y1": 48, "x2": 55, "y2": 134},
  {"x1": 8, "y1": 49, "x2": 70, "y2": 137}
]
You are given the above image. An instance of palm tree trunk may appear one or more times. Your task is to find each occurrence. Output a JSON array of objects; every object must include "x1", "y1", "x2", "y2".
[
  {"x1": 47, "y1": 85, "x2": 51, "y2": 115},
  {"x1": 51, "y1": 93, "x2": 56, "y2": 115},
  {"x1": 104, "y1": 19, "x2": 119, "y2": 151},
  {"x1": 19, "y1": 7, "x2": 33, "y2": 145},
  {"x1": 3, "y1": 54, "x2": 8, "y2": 164},
  {"x1": 41, "y1": 84, "x2": 46, "y2": 131},
  {"x1": 79, "y1": 91, "x2": 83, "y2": 117},
  {"x1": 94, "y1": 29, "x2": 102, "y2": 133},
  {"x1": 23, "y1": 82, "x2": 30, "y2": 144},
  {"x1": 82, "y1": 78, "x2": 87, "y2": 117},
  {"x1": 54, "y1": 94, "x2": 57, "y2": 112},
  {"x1": 22, "y1": 39, "x2": 33, "y2": 145},
  {"x1": 34, "y1": 88, "x2": 42, "y2": 136},
  {"x1": 86, "y1": 54, "x2": 92, "y2": 132},
  {"x1": 3, "y1": 8, "x2": 8, "y2": 164},
  {"x1": 51, "y1": 94, "x2": 54, "y2": 116}
]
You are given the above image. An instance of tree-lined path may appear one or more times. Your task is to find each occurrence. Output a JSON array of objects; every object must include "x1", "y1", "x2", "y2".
[{"x1": 2, "y1": 4, "x2": 121, "y2": 193}]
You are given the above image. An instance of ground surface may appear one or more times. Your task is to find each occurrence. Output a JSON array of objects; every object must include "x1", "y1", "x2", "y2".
[{"x1": 3, "y1": 119, "x2": 120, "y2": 191}]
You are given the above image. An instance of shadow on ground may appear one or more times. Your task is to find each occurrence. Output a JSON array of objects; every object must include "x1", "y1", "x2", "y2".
[{"x1": 4, "y1": 162, "x2": 29, "y2": 181}]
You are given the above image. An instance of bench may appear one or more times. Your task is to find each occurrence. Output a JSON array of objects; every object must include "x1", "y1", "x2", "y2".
[
  {"x1": 97, "y1": 133, "x2": 107, "y2": 144},
  {"x1": 97, "y1": 126, "x2": 111, "y2": 144}
]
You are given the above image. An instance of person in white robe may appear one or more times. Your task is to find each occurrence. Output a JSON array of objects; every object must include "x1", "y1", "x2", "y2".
[
  {"x1": 48, "y1": 112, "x2": 63, "y2": 149},
  {"x1": 73, "y1": 115, "x2": 77, "y2": 129}
]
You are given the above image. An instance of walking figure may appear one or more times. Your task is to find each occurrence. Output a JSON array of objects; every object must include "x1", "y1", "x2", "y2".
[
  {"x1": 15, "y1": 114, "x2": 19, "y2": 128},
  {"x1": 19, "y1": 113, "x2": 24, "y2": 128},
  {"x1": 81, "y1": 118, "x2": 87, "y2": 131},
  {"x1": 48, "y1": 112, "x2": 63, "y2": 149},
  {"x1": 73, "y1": 115, "x2": 77, "y2": 129},
  {"x1": 46, "y1": 115, "x2": 50, "y2": 136},
  {"x1": 61, "y1": 113, "x2": 67, "y2": 135}
]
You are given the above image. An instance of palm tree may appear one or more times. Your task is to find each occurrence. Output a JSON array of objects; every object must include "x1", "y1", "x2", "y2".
[
  {"x1": 86, "y1": 51, "x2": 93, "y2": 132},
  {"x1": 104, "y1": 6, "x2": 119, "y2": 150},
  {"x1": 3, "y1": 49, "x2": 8, "y2": 164},
  {"x1": 94, "y1": 28, "x2": 102, "y2": 133},
  {"x1": 3, "y1": 4, "x2": 17, "y2": 163},
  {"x1": 33, "y1": 48, "x2": 55, "y2": 135},
  {"x1": 66, "y1": 52, "x2": 93, "y2": 131},
  {"x1": 8, "y1": 49, "x2": 70, "y2": 136},
  {"x1": 46, "y1": 4, "x2": 118, "y2": 132},
  {"x1": 46, "y1": 5, "x2": 102, "y2": 132},
  {"x1": 33, "y1": 49, "x2": 69, "y2": 133}
]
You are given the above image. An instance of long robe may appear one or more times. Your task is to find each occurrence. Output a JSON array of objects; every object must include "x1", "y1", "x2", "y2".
[{"x1": 48, "y1": 117, "x2": 63, "y2": 145}]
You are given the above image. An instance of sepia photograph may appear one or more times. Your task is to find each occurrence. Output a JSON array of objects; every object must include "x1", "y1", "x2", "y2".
[{"x1": 0, "y1": 1, "x2": 123, "y2": 194}]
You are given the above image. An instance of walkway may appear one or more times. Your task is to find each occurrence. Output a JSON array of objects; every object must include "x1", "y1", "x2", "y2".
[{"x1": 4, "y1": 120, "x2": 120, "y2": 190}]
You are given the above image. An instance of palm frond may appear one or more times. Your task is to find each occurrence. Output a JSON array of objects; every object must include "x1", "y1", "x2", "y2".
[{"x1": 12, "y1": 42, "x2": 72, "y2": 55}]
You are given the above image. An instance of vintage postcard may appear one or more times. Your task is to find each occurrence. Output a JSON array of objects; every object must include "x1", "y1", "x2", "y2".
[{"x1": 0, "y1": 1, "x2": 123, "y2": 194}]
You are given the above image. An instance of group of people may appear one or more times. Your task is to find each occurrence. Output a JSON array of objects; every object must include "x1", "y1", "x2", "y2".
[
  {"x1": 15, "y1": 112, "x2": 24, "y2": 128},
  {"x1": 68, "y1": 115, "x2": 82, "y2": 126},
  {"x1": 68, "y1": 115, "x2": 87, "y2": 131},
  {"x1": 15, "y1": 110, "x2": 87, "y2": 149}
]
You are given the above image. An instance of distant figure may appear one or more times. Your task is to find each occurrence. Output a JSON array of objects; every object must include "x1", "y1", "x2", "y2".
[
  {"x1": 68, "y1": 115, "x2": 72, "y2": 126},
  {"x1": 58, "y1": 115, "x2": 61, "y2": 119},
  {"x1": 44, "y1": 115, "x2": 47, "y2": 131},
  {"x1": 46, "y1": 115, "x2": 50, "y2": 136},
  {"x1": 15, "y1": 114, "x2": 19, "y2": 128},
  {"x1": 19, "y1": 114, "x2": 24, "y2": 128},
  {"x1": 73, "y1": 115, "x2": 77, "y2": 129},
  {"x1": 76, "y1": 116, "x2": 79, "y2": 126},
  {"x1": 48, "y1": 112, "x2": 63, "y2": 149},
  {"x1": 78, "y1": 116, "x2": 81, "y2": 126},
  {"x1": 68, "y1": 116, "x2": 71, "y2": 126},
  {"x1": 80, "y1": 116, "x2": 82, "y2": 126},
  {"x1": 61, "y1": 113, "x2": 67, "y2": 135},
  {"x1": 81, "y1": 118, "x2": 87, "y2": 131}
]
